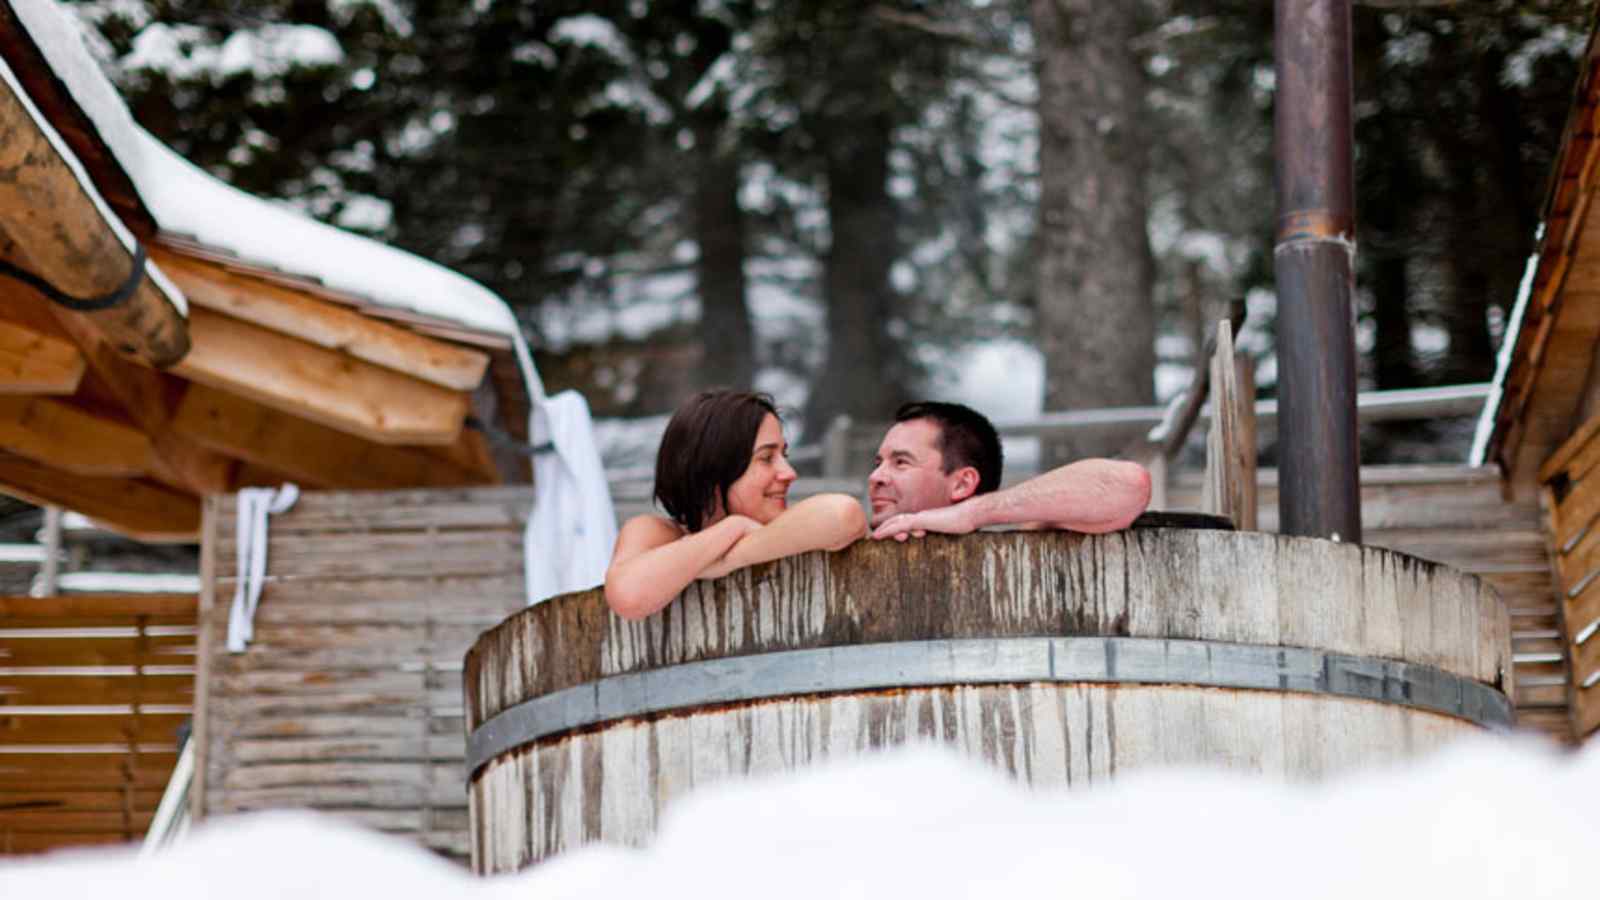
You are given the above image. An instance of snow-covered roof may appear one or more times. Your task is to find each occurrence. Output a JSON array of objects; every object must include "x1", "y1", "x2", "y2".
[{"x1": 10, "y1": 0, "x2": 519, "y2": 341}]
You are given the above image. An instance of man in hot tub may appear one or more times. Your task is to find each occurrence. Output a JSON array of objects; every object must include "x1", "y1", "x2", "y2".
[{"x1": 866, "y1": 401, "x2": 1151, "y2": 541}]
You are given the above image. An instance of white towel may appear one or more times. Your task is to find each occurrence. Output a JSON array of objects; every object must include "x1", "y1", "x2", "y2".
[
  {"x1": 226, "y1": 483, "x2": 299, "y2": 653},
  {"x1": 525, "y1": 391, "x2": 617, "y2": 605}
]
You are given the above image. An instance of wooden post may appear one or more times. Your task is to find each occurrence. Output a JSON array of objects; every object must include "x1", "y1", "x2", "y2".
[
  {"x1": 822, "y1": 415, "x2": 853, "y2": 479},
  {"x1": 31, "y1": 504, "x2": 61, "y2": 597},
  {"x1": 1274, "y1": 0, "x2": 1361, "y2": 541}
]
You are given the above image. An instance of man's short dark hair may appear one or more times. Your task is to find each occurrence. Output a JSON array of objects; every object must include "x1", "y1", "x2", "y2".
[
  {"x1": 894, "y1": 401, "x2": 1003, "y2": 495},
  {"x1": 654, "y1": 389, "x2": 780, "y2": 532}
]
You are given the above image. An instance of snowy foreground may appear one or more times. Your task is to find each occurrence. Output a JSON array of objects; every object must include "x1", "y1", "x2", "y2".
[{"x1": 4, "y1": 736, "x2": 1595, "y2": 899}]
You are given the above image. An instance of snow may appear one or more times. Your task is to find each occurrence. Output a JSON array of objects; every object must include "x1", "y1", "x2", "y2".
[
  {"x1": 17, "y1": 0, "x2": 520, "y2": 340},
  {"x1": 3, "y1": 736, "x2": 1597, "y2": 898},
  {"x1": 124, "y1": 23, "x2": 343, "y2": 82}
]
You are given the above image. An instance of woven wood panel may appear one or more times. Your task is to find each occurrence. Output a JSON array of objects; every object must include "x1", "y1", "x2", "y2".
[
  {"x1": 0, "y1": 593, "x2": 196, "y2": 855},
  {"x1": 193, "y1": 486, "x2": 531, "y2": 863}
]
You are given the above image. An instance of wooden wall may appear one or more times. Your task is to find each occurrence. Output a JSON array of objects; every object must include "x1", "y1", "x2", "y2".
[
  {"x1": 192, "y1": 487, "x2": 531, "y2": 863},
  {"x1": 0, "y1": 593, "x2": 195, "y2": 855}
]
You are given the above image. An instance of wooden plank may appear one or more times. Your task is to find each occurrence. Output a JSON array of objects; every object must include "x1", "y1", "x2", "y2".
[
  {"x1": 0, "y1": 713, "x2": 189, "y2": 745},
  {"x1": 211, "y1": 487, "x2": 532, "y2": 533},
  {"x1": 216, "y1": 782, "x2": 463, "y2": 811},
  {"x1": 0, "y1": 675, "x2": 193, "y2": 706},
  {"x1": 1574, "y1": 682, "x2": 1600, "y2": 739},
  {"x1": 0, "y1": 595, "x2": 195, "y2": 619},
  {"x1": 173, "y1": 307, "x2": 471, "y2": 446},
  {"x1": 1540, "y1": 409, "x2": 1600, "y2": 481},
  {"x1": 0, "y1": 809, "x2": 154, "y2": 833},
  {"x1": 0, "y1": 453, "x2": 199, "y2": 542},
  {"x1": 151, "y1": 246, "x2": 490, "y2": 392},
  {"x1": 191, "y1": 494, "x2": 218, "y2": 821},
  {"x1": 172, "y1": 383, "x2": 489, "y2": 492},
  {"x1": 0, "y1": 634, "x2": 194, "y2": 668},
  {"x1": 213, "y1": 531, "x2": 523, "y2": 580},
  {"x1": 200, "y1": 621, "x2": 479, "y2": 655},
  {"x1": 0, "y1": 752, "x2": 177, "y2": 784},
  {"x1": 0, "y1": 396, "x2": 152, "y2": 476},
  {"x1": 225, "y1": 736, "x2": 463, "y2": 766},
  {"x1": 0, "y1": 78, "x2": 187, "y2": 367},
  {"x1": 0, "y1": 788, "x2": 165, "y2": 812},
  {"x1": 242, "y1": 578, "x2": 524, "y2": 627},
  {"x1": 1516, "y1": 681, "x2": 1570, "y2": 707},
  {"x1": 218, "y1": 761, "x2": 451, "y2": 791},
  {"x1": 0, "y1": 831, "x2": 133, "y2": 853},
  {"x1": 0, "y1": 319, "x2": 84, "y2": 394}
]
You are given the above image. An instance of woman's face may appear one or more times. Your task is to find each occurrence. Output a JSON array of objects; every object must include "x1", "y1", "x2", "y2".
[{"x1": 723, "y1": 413, "x2": 797, "y2": 524}]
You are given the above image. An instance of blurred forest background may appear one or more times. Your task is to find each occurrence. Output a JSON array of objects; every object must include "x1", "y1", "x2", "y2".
[{"x1": 62, "y1": 0, "x2": 1596, "y2": 467}]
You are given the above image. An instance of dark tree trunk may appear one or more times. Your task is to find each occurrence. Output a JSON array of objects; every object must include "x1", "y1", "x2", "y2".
[
  {"x1": 692, "y1": 141, "x2": 753, "y2": 391},
  {"x1": 804, "y1": 111, "x2": 905, "y2": 437},
  {"x1": 1032, "y1": 0, "x2": 1155, "y2": 462}
]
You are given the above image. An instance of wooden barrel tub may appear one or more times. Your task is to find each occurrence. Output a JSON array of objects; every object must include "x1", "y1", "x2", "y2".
[{"x1": 463, "y1": 528, "x2": 1512, "y2": 874}]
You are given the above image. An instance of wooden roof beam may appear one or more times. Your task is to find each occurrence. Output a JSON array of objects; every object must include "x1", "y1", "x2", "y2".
[
  {"x1": 150, "y1": 245, "x2": 491, "y2": 392},
  {"x1": 0, "y1": 395, "x2": 151, "y2": 477},
  {"x1": 0, "y1": 318, "x2": 84, "y2": 394},
  {"x1": 171, "y1": 383, "x2": 492, "y2": 490},
  {"x1": 0, "y1": 452, "x2": 198, "y2": 542},
  {"x1": 0, "y1": 70, "x2": 186, "y2": 366},
  {"x1": 173, "y1": 307, "x2": 471, "y2": 446}
]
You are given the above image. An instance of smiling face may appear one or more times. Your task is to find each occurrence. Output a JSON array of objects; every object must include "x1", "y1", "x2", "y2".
[
  {"x1": 867, "y1": 418, "x2": 975, "y2": 525},
  {"x1": 722, "y1": 413, "x2": 797, "y2": 524}
]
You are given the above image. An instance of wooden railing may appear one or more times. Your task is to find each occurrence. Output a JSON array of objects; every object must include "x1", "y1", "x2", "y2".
[{"x1": 0, "y1": 593, "x2": 196, "y2": 855}]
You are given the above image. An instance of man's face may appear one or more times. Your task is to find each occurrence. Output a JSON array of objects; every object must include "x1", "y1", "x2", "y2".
[{"x1": 867, "y1": 419, "x2": 968, "y2": 526}]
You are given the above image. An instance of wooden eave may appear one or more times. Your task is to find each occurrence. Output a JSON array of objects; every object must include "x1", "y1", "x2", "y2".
[
  {"x1": 0, "y1": 13, "x2": 532, "y2": 542},
  {"x1": 1483, "y1": 22, "x2": 1600, "y2": 489},
  {"x1": 0, "y1": 3, "x2": 155, "y2": 236}
]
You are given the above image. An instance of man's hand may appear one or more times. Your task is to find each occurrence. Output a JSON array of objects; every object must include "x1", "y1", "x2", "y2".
[{"x1": 871, "y1": 503, "x2": 977, "y2": 541}]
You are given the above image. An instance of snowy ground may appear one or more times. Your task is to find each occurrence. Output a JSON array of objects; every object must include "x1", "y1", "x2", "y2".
[{"x1": 3, "y1": 734, "x2": 1593, "y2": 899}]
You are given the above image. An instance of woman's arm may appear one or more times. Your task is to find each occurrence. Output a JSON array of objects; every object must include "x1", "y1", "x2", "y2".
[
  {"x1": 697, "y1": 494, "x2": 867, "y2": 580},
  {"x1": 605, "y1": 514, "x2": 759, "y2": 620}
]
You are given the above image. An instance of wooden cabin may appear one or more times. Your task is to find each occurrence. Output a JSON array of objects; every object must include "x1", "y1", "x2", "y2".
[
  {"x1": 1475, "y1": 19, "x2": 1600, "y2": 746},
  {"x1": 0, "y1": 0, "x2": 534, "y2": 855}
]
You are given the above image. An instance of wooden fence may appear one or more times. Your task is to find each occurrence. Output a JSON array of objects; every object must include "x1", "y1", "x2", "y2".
[
  {"x1": 192, "y1": 486, "x2": 531, "y2": 864},
  {"x1": 0, "y1": 593, "x2": 196, "y2": 855}
]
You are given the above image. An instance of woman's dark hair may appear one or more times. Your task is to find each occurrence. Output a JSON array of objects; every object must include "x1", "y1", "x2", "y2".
[{"x1": 654, "y1": 390, "x2": 780, "y2": 532}]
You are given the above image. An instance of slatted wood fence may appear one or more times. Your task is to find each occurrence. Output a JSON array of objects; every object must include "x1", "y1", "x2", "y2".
[
  {"x1": 0, "y1": 593, "x2": 196, "y2": 854},
  {"x1": 193, "y1": 486, "x2": 532, "y2": 864}
]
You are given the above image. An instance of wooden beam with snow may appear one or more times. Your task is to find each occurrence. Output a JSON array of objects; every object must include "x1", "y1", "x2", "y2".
[
  {"x1": 0, "y1": 452, "x2": 198, "y2": 542},
  {"x1": 0, "y1": 74, "x2": 187, "y2": 366},
  {"x1": 150, "y1": 246, "x2": 491, "y2": 392},
  {"x1": 0, "y1": 395, "x2": 151, "y2": 476},
  {"x1": 0, "y1": 317, "x2": 84, "y2": 393},
  {"x1": 173, "y1": 306, "x2": 471, "y2": 446},
  {"x1": 171, "y1": 383, "x2": 492, "y2": 490}
]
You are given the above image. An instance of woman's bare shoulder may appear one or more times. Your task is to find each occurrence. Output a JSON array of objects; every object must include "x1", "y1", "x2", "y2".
[{"x1": 618, "y1": 514, "x2": 683, "y2": 543}]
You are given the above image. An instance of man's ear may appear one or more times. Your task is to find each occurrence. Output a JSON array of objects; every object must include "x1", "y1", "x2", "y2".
[{"x1": 948, "y1": 467, "x2": 980, "y2": 503}]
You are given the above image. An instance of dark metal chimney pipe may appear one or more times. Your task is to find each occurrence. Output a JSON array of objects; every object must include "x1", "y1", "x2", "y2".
[{"x1": 1274, "y1": 0, "x2": 1362, "y2": 542}]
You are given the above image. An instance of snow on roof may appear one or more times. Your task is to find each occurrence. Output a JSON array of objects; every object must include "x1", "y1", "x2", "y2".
[{"x1": 11, "y1": 0, "x2": 519, "y2": 340}]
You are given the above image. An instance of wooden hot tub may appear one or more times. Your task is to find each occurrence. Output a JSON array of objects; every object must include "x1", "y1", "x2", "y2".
[{"x1": 463, "y1": 528, "x2": 1512, "y2": 873}]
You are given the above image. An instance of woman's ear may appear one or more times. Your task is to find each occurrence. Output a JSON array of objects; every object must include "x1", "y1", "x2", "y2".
[{"x1": 948, "y1": 467, "x2": 981, "y2": 503}]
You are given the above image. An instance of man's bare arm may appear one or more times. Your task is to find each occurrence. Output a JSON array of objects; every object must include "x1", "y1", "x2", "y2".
[
  {"x1": 871, "y1": 459, "x2": 1151, "y2": 540},
  {"x1": 699, "y1": 494, "x2": 867, "y2": 579}
]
